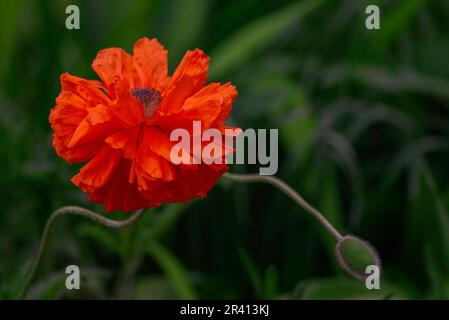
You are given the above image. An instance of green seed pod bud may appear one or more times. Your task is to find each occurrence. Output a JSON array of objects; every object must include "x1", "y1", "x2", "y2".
[{"x1": 335, "y1": 235, "x2": 381, "y2": 281}]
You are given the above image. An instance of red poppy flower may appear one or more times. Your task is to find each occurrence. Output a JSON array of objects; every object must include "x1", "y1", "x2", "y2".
[{"x1": 49, "y1": 37, "x2": 238, "y2": 212}]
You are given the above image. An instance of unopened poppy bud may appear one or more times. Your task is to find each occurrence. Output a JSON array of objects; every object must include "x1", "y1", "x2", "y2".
[{"x1": 335, "y1": 235, "x2": 381, "y2": 281}]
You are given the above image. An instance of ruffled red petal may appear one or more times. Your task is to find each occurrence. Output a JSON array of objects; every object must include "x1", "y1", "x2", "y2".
[
  {"x1": 133, "y1": 38, "x2": 169, "y2": 92},
  {"x1": 158, "y1": 49, "x2": 209, "y2": 115},
  {"x1": 50, "y1": 73, "x2": 111, "y2": 163}
]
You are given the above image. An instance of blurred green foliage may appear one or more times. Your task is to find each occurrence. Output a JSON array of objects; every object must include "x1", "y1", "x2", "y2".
[{"x1": 1, "y1": 0, "x2": 449, "y2": 299}]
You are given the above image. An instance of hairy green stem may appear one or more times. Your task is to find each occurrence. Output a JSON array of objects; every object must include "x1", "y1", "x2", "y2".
[
  {"x1": 19, "y1": 173, "x2": 346, "y2": 298},
  {"x1": 17, "y1": 206, "x2": 145, "y2": 299},
  {"x1": 223, "y1": 173, "x2": 343, "y2": 241}
]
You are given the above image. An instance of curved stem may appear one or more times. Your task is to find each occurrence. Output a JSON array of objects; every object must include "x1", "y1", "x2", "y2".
[
  {"x1": 17, "y1": 206, "x2": 145, "y2": 299},
  {"x1": 223, "y1": 173, "x2": 343, "y2": 241}
]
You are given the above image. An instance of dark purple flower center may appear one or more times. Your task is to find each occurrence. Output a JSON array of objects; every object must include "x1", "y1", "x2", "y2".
[{"x1": 130, "y1": 87, "x2": 162, "y2": 118}]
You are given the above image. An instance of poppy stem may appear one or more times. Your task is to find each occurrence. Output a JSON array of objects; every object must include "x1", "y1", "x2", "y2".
[
  {"x1": 17, "y1": 206, "x2": 146, "y2": 299},
  {"x1": 223, "y1": 173, "x2": 343, "y2": 241}
]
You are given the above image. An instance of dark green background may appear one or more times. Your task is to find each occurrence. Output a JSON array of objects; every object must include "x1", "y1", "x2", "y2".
[{"x1": 1, "y1": 0, "x2": 449, "y2": 299}]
